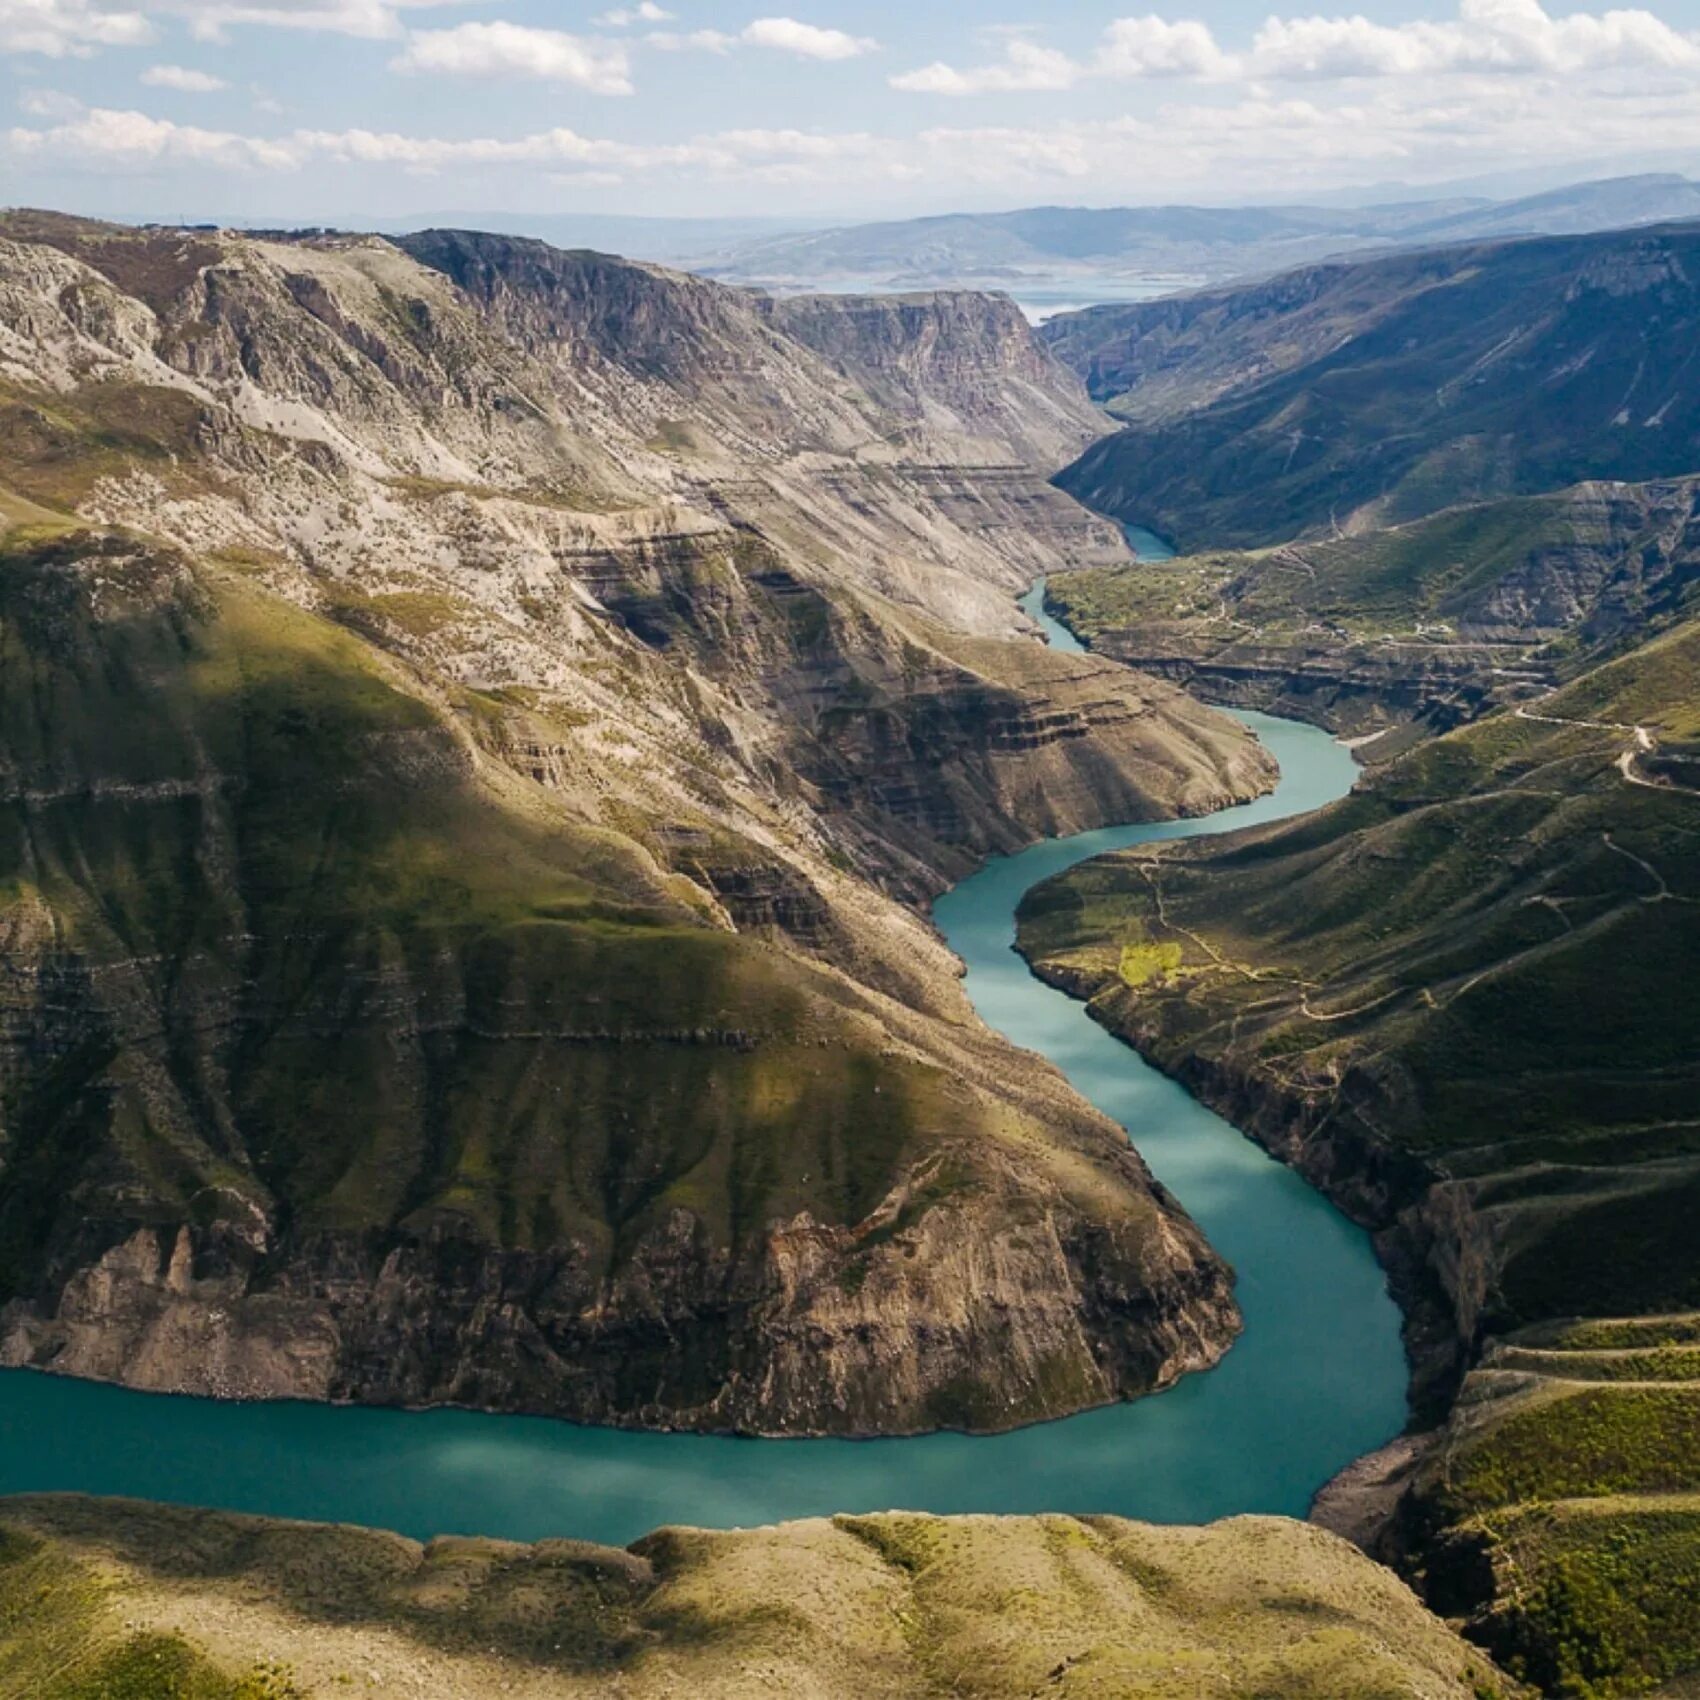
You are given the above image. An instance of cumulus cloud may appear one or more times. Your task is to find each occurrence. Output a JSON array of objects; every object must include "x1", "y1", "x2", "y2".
[
  {"x1": 741, "y1": 17, "x2": 877, "y2": 60},
  {"x1": 892, "y1": 0, "x2": 1700, "y2": 92},
  {"x1": 160, "y1": 0, "x2": 466, "y2": 43},
  {"x1": 892, "y1": 39, "x2": 1077, "y2": 94},
  {"x1": 594, "y1": 1, "x2": 670, "y2": 23},
  {"x1": 6, "y1": 103, "x2": 296, "y2": 167},
  {"x1": 1096, "y1": 16, "x2": 1231, "y2": 78},
  {"x1": 392, "y1": 22, "x2": 634, "y2": 92},
  {"x1": 141, "y1": 63, "x2": 228, "y2": 90},
  {"x1": 0, "y1": 0, "x2": 151, "y2": 57},
  {"x1": 646, "y1": 16, "x2": 876, "y2": 61},
  {"x1": 1253, "y1": 0, "x2": 1700, "y2": 77}
]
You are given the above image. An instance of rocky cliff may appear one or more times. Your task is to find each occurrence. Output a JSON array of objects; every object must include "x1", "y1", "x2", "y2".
[{"x1": 0, "y1": 213, "x2": 1272, "y2": 1433}]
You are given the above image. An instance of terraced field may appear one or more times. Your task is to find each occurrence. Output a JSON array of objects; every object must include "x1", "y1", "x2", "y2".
[{"x1": 1410, "y1": 1315, "x2": 1700, "y2": 1698}]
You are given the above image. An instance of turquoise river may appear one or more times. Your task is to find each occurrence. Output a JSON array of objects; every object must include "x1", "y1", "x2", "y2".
[{"x1": 0, "y1": 558, "x2": 1407, "y2": 1545}]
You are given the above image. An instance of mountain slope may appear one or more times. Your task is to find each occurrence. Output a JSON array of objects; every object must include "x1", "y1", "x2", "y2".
[
  {"x1": 1018, "y1": 614, "x2": 1700, "y2": 1409},
  {"x1": 1390, "y1": 1312, "x2": 1700, "y2": 1699},
  {"x1": 1016, "y1": 608, "x2": 1700, "y2": 1687},
  {"x1": 1049, "y1": 225, "x2": 1700, "y2": 549},
  {"x1": 1042, "y1": 475, "x2": 1700, "y2": 745},
  {"x1": 0, "y1": 213, "x2": 1274, "y2": 1433},
  {"x1": 0, "y1": 1495, "x2": 1518, "y2": 1700}
]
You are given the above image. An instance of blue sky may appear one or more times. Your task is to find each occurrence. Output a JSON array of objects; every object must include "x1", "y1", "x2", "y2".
[{"x1": 6, "y1": 0, "x2": 1700, "y2": 222}]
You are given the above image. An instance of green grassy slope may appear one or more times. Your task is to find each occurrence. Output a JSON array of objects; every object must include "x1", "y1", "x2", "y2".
[
  {"x1": 0, "y1": 528, "x2": 906, "y2": 1267},
  {"x1": 1018, "y1": 614, "x2": 1700, "y2": 1348},
  {"x1": 0, "y1": 1495, "x2": 1519, "y2": 1700},
  {"x1": 1017, "y1": 619, "x2": 1700, "y2": 1692},
  {"x1": 1053, "y1": 226, "x2": 1700, "y2": 549},
  {"x1": 1408, "y1": 1315, "x2": 1700, "y2": 1699},
  {"x1": 1041, "y1": 476, "x2": 1700, "y2": 743}
]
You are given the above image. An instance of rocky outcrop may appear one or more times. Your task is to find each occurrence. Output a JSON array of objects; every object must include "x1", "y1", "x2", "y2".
[{"x1": 1, "y1": 1145, "x2": 1237, "y2": 1435}]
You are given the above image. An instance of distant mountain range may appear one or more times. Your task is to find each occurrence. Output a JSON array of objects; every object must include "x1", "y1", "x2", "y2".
[{"x1": 685, "y1": 174, "x2": 1700, "y2": 302}]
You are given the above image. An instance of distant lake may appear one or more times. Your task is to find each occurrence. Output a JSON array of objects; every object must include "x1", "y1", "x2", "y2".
[{"x1": 715, "y1": 272, "x2": 1203, "y2": 323}]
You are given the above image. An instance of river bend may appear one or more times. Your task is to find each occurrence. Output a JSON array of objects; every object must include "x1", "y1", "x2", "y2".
[{"x1": 0, "y1": 578, "x2": 1405, "y2": 1545}]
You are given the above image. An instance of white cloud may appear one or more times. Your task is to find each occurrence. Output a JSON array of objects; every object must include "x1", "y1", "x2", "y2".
[
  {"x1": 646, "y1": 16, "x2": 878, "y2": 61},
  {"x1": 740, "y1": 17, "x2": 877, "y2": 60},
  {"x1": 1096, "y1": 16, "x2": 1231, "y2": 78},
  {"x1": 1252, "y1": 0, "x2": 1700, "y2": 77},
  {"x1": 892, "y1": 39, "x2": 1078, "y2": 94},
  {"x1": 595, "y1": 1, "x2": 669, "y2": 23},
  {"x1": 17, "y1": 87, "x2": 86, "y2": 116},
  {"x1": 162, "y1": 0, "x2": 466, "y2": 44},
  {"x1": 892, "y1": 0, "x2": 1700, "y2": 93},
  {"x1": 142, "y1": 63, "x2": 228, "y2": 90},
  {"x1": 6, "y1": 104, "x2": 296, "y2": 167},
  {"x1": 0, "y1": 0, "x2": 151, "y2": 57},
  {"x1": 392, "y1": 22, "x2": 634, "y2": 92},
  {"x1": 647, "y1": 27, "x2": 735, "y2": 52}
]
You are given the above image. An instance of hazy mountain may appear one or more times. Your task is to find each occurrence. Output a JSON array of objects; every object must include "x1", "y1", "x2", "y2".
[{"x1": 690, "y1": 174, "x2": 1700, "y2": 299}]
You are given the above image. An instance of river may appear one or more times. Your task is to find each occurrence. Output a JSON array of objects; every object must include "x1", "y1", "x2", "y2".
[{"x1": 0, "y1": 570, "x2": 1406, "y2": 1547}]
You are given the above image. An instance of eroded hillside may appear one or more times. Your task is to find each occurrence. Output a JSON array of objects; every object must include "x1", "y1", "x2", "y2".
[
  {"x1": 1043, "y1": 476, "x2": 1700, "y2": 749},
  {"x1": 0, "y1": 213, "x2": 1275, "y2": 1433}
]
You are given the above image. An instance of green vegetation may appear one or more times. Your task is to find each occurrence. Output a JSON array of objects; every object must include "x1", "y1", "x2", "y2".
[
  {"x1": 1055, "y1": 226, "x2": 1700, "y2": 549},
  {"x1": 0, "y1": 1521, "x2": 298, "y2": 1699},
  {"x1": 1404, "y1": 1319, "x2": 1700, "y2": 1698},
  {"x1": 1044, "y1": 475, "x2": 1700, "y2": 744},
  {"x1": 0, "y1": 1497, "x2": 1514, "y2": 1699},
  {"x1": 1119, "y1": 937, "x2": 1184, "y2": 988},
  {"x1": 1019, "y1": 619, "x2": 1700, "y2": 1695},
  {"x1": 0, "y1": 524, "x2": 1180, "y2": 1429},
  {"x1": 1020, "y1": 614, "x2": 1700, "y2": 1341},
  {"x1": 0, "y1": 377, "x2": 210, "y2": 511}
]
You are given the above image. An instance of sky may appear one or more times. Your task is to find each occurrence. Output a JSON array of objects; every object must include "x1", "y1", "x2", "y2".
[{"x1": 5, "y1": 0, "x2": 1700, "y2": 224}]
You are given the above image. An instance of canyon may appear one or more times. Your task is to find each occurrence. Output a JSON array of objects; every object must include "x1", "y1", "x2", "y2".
[{"x1": 0, "y1": 211, "x2": 1273, "y2": 1437}]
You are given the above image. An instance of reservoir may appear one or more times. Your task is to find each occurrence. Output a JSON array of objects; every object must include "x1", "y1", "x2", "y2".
[{"x1": 0, "y1": 582, "x2": 1405, "y2": 1547}]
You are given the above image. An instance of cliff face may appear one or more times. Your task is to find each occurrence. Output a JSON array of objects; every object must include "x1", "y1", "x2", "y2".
[{"x1": 0, "y1": 214, "x2": 1270, "y2": 1433}]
